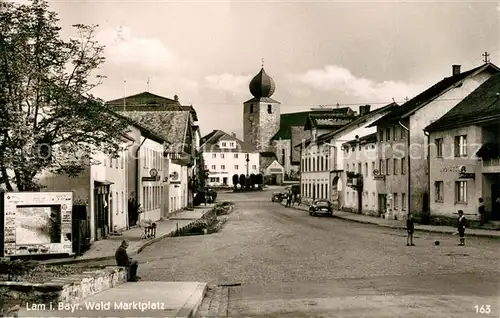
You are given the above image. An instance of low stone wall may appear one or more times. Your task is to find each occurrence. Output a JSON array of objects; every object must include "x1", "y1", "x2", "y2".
[{"x1": 1, "y1": 266, "x2": 127, "y2": 315}]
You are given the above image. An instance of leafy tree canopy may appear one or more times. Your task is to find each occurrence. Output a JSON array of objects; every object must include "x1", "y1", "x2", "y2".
[{"x1": 0, "y1": 0, "x2": 129, "y2": 191}]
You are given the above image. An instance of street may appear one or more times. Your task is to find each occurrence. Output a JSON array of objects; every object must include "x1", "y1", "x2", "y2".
[{"x1": 84, "y1": 186, "x2": 500, "y2": 317}]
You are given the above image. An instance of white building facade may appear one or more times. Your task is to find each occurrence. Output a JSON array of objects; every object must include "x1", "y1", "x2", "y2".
[
  {"x1": 342, "y1": 133, "x2": 380, "y2": 216},
  {"x1": 164, "y1": 154, "x2": 189, "y2": 213},
  {"x1": 39, "y1": 121, "x2": 167, "y2": 243},
  {"x1": 298, "y1": 104, "x2": 396, "y2": 208},
  {"x1": 371, "y1": 63, "x2": 499, "y2": 220},
  {"x1": 200, "y1": 130, "x2": 260, "y2": 186}
]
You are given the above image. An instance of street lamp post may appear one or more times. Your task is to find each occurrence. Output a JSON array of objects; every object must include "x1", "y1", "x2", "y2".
[{"x1": 245, "y1": 153, "x2": 250, "y2": 177}]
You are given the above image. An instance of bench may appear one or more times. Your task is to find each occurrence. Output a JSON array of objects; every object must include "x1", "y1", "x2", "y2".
[{"x1": 141, "y1": 222, "x2": 157, "y2": 239}]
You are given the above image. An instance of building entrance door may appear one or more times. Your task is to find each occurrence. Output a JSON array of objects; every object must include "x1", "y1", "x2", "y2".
[
  {"x1": 491, "y1": 184, "x2": 500, "y2": 220},
  {"x1": 378, "y1": 194, "x2": 387, "y2": 217},
  {"x1": 94, "y1": 182, "x2": 110, "y2": 241}
]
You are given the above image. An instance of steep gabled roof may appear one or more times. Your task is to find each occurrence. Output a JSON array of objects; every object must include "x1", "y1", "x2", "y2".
[
  {"x1": 106, "y1": 91, "x2": 180, "y2": 106},
  {"x1": 425, "y1": 72, "x2": 500, "y2": 132},
  {"x1": 342, "y1": 132, "x2": 378, "y2": 147},
  {"x1": 368, "y1": 63, "x2": 500, "y2": 127},
  {"x1": 200, "y1": 130, "x2": 257, "y2": 153},
  {"x1": 107, "y1": 96, "x2": 198, "y2": 122},
  {"x1": 116, "y1": 110, "x2": 189, "y2": 152},
  {"x1": 271, "y1": 107, "x2": 353, "y2": 140},
  {"x1": 295, "y1": 102, "x2": 398, "y2": 149},
  {"x1": 200, "y1": 130, "x2": 219, "y2": 146},
  {"x1": 105, "y1": 108, "x2": 167, "y2": 144},
  {"x1": 304, "y1": 109, "x2": 357, "y2": 130}
]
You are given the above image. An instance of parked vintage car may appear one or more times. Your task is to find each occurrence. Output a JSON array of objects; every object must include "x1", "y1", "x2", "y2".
[
  {"x1": 309, "y1": 200, "x2": 333, "y2": 216},
  {"x1": 271, "y1": 192, "x2": 283, "y2": 202}
]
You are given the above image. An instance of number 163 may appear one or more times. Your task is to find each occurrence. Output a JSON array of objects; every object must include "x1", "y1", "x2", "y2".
[{"x1": 474, "y1": 304, "x2": 491, "y2": 314}]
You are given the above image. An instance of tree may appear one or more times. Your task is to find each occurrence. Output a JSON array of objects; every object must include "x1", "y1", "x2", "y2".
[
  {"x1": 239, "y1": 174, "x2": 246, "y2": 190},
  {"x1": 196, "y1": 151, "x2": 207, "y2": 191},
  {"x1": 249, "y1": 173, "x2": 256, "y2": 189},
  {"x1": 256, "y1": 174, "x2": 263, "y2": 185},
  {"x1": 0, "y1": 0, "x2": 129, "y2": 191},
  {"x1": 232, "y1": 174, "x2": 238, "y2": 190}
]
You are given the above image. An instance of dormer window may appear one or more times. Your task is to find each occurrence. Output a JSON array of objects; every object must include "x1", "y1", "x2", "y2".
[
  {"x1": 230, "y1": 142, "x2": 235, "y2": 147},
  {"x1": 222, "y1": 142, "x2": 226, "y2": 147},
  {"x1": 267, "y1": 105, "x2": 272, "y2": 114}
]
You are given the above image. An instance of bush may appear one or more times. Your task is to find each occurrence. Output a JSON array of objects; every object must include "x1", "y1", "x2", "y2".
[
  {"x1": 0, "y1": 259, "x2": 37, "y2": 281},
  {"x1": 213, "y1": 202, "x2": 232, "y2": 216}
]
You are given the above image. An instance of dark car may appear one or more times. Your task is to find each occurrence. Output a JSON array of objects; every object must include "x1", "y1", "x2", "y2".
[
  {"x1": 309, "y1": 200, "x2": 333, "y2": 216},
  {"x1": 271, "y1": 192, "x2": 282, "y2": 202}
]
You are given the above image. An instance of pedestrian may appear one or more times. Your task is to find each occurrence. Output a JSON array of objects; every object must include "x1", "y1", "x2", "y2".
[
  {"x1": 115, "y1": 240, "x2": 140, "y2": 282},
  {"x1": 286, "y1": 193, "x2": 292, "y2": 207},
  {"x1": 457, "y1": 210, "x2": 467, "y2": 246},
  {"x1": 406, "y1": 212, "x2": 415, "y2": 246},
  {"x1": 478, "y1": 197, "x2": 486, "y2": 226}
]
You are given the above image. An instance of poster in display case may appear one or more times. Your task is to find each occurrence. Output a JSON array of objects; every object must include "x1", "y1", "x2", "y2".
[{"x1": 1, "y1": 192, "x2": 74, "y2": 257}]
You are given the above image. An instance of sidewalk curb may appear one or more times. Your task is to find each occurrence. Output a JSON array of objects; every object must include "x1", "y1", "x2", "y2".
[
  {"x1": 175, "y1": 282, "x2": 208, "y2": 318},
  {"x1": 284, "y1": 204, "x2": 500, "y2": 239},
  {"x1": 43, "y1": 209, "x2": 213, "y2": 266}
]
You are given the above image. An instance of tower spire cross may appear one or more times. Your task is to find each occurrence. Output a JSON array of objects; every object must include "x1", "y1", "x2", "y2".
[
  {"x1": 261, "y1": 58, "x2": 264, "y2": 68},
  {"x1": 483, "y1": 51, "x2": 490, "y2": 63}
]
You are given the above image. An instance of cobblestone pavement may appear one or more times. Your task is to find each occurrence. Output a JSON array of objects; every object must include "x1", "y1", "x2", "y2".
[{"x1": 83, "y1": 187, "x2": 500, "y2": 317}]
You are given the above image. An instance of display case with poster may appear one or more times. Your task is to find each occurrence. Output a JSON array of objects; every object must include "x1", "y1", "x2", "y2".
[{"x1": 1, "y1": 192, "x2": 74, "y2": 257}]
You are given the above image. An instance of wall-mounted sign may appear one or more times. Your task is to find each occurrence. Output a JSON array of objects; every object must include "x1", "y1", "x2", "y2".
[
  {"x1": 142, "y1": 175, "x2": 160, "y2": 182},
  {"x1": 459, "y1": 172, "x2": 475, "y2": 179},
  {"x1": 440, "y1": 166, "x2": 462, "y2": 173},
  {"x1": 170, "y1": 171, "x2": 179, "y2": 181},
  {"x1": 149, "y1": 168, "x2": 158, "y2": 177},
  {"x1": 2, "y1": 192, "x2": 73, "y2": 257}
]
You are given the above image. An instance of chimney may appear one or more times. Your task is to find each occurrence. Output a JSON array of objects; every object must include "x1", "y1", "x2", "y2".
[
  {"x1": 359, "y1": 105, "x2": 371, "y2": 116},
  {"x1": 232, "y1": 132, "x2": 236, "y2": 137},
  {"x1": 452, "y1": 65, "x2": 461, "y2": 76},
  {"x1": 174, "y1": 94, "x2": 179, "y2": 101}
]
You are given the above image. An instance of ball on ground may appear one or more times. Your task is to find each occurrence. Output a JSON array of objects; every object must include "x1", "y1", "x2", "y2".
[{"x1": 435, "y1": 241, "x2": 440, "y2": 246}]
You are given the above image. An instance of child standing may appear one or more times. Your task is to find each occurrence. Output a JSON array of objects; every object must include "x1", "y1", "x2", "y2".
[
  {"x1": 286, "y1": 193, "x2": 292, "y2": 207},
  {"x1": 406, "y1": 213, "x2": 415, "y2": 246},
  {"x1": 457, "y1": 210, "x2": 467, "y2": 246}
]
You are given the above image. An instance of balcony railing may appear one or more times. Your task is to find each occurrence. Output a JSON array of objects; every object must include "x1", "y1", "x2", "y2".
[
  {"x1": 483, "y1": 158, "x2": 500, "y2": 167},
  {"x1": 482, "y1": 157, "x2": 500, "y2": 173}
]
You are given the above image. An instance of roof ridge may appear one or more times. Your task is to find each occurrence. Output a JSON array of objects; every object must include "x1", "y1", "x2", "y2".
[
  {"x1": 314, "y1": 102, "x2": 396, "y2": 142},
  {"x1": 200, "y1": 130, "x2": 223, "y2": 149}
]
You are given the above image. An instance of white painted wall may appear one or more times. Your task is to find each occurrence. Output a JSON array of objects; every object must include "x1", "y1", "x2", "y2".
[
  {"x1": 138, "y1": 137, "x2": 165, "y2": 223},
  {"x1": 429, "y1": 125, "x2": 482, "y2": 218},
  {"x1": 409, "y1": 70, "x2": 494, "y2": 215},
  {"x1": 203, "y1": 152, "x2": 260, "y2": 186},
  {"x1": 90, "y1": 147, "x2": 130, "y2": 232},
  {"x1": 342, "y1": 140, "x2": 379, "y2": 215}
]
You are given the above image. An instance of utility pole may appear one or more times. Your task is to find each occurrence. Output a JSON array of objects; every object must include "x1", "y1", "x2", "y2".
[{"x1": 123, "y1": 79, "x2": 126, "y2": 111}]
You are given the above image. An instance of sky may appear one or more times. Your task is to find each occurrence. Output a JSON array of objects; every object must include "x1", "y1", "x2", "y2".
[{"x1": 14, "y1": 1, "x2": 500, "y2": 139}]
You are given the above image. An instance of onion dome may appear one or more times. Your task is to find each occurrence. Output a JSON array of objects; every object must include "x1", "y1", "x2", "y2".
[{"x1": 249, "y1": 68, "x2": 276, "y2": 98}]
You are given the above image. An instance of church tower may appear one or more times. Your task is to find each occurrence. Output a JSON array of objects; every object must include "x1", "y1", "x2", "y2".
[{"x1": 243, "y1": 66, "x2": 281, "y2": 152}]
